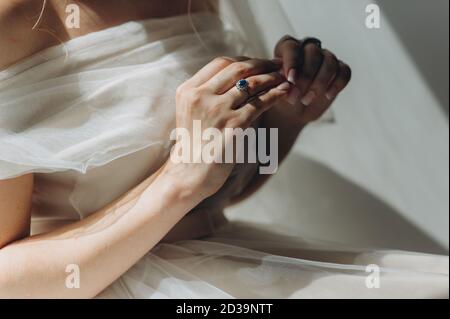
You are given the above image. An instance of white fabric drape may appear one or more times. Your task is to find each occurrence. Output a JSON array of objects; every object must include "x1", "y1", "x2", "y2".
[
  {"x1": 0, "y1": 12, "x2": 447, "y2": 299},
  {"x1": 0, "y1": 13, "x2": 244, "y2": 179},
  {"x1": 99, "y1": 222, "x2": 448, "y2": 298}
]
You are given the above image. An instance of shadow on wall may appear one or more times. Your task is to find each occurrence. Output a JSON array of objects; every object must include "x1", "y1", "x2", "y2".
[
  {"x1": 228, "y1": 153, "x2": 448, "y2": 255},
  {"x1": 377, "y1": 0, "x2": 449, "y2": 116}
]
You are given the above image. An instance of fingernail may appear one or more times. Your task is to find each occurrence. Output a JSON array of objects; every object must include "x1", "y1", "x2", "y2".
[
  {"x1": 287, "y1": 87, "x2": 302, "y2": 105},
  {"x1": 326, "y1": 87, "x2": 338, "y2": 100},
  {"x1": 301, "y1": 91, "x2": 316, "y2": 106},
  {"x1": 277, "y1": 82, "x2": 291, "y2": 91},
  {"x1": 288, "y1": 69, "x2": 297, "y2": 84}
]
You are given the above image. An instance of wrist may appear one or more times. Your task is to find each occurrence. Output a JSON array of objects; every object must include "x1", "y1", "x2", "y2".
[
  {"x1": 261, "y1": 102, "x2": 306, "y2": 163},
  {"x1": 156, "y1": 161, "x2": 209, "y2": 207},
  {"x1": 264, "y1": 101, "x2": 306, "y2": 132}
]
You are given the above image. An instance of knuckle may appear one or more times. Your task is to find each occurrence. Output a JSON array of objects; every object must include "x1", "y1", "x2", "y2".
[
  {"x1": 280, "y1": 34, "x2": 295, "y2": 43},
  {"x1": 273, "y1": 72, "x2": 285, "y2": 81},
  {"x1": 213, "y1": 56, "x2": 234, "y2": 68},
  {"x1": 340, "y1": 64, "x2": 352, "y2": 82},
  {"x1": 323, "y1": 50, "x2": 337, "y2": 65},
  {"x1": 176, "y1": 84, "x2": 188, "y2": 100},
  {"x1": 275, "y1": 35, "x2": 296, "y2": 54},
  {"x1": 322, "y1": 52, "x2": 338, "y2": 74},
  {"x1": 240, "y1": 116, "x2": 252, "y2": 128},
  {"x1": 233, "y1": 55, "x2": 251, "y2": 62},
  {"x1": 175, "y1": 85, "x2": 184, "y2": 98},
  {"x1": 216, "y1": 116, "x2": 228, "y2": 129},
  {"x1": 284, "y1": 40, "x2": 301, "y2": 52},
  {"x1": 216, "y1": 99, "x2": 230, "y2": 110},
  {"x1": 213, "y1": 98, "x2": 231, "y2": 113},
  {"x1": 263, "y1": 92, "x2": 280, "y2": 106},
  {"x1": 281, "y1": 35, "x2": 299, "y2": 46},
  {"x1": 248, "y1": 77, "x2": 261, "y2": 88},
  {"x1": 302, "y1": 66, "x2": 317, "y2": 80},
  {"x1": 272, "y1": 87, "x2": 286, "y2": 98},
  {"x1": 226, "y1": 116, "x2": 243, "y2": 129},
  {"x1": 302, "y1": 54, "x2": 323, "y2": 79},
  {"x1": 247, "y1": 73, "x2": 283, "y2": 93},
  {"x1": 187, "y1": 88, "x2": 204, "y2": 105},
  {"x1": 207, "y1": 104, "x2": 222, "y2": 118},
  {"x1": 323, "y1": 49, "x2": 337, "y2": 61},
  {"x1": 233, "y1": 62, "x2": 252, "y2": 77},
  {"x1": 304, "y1": 43, "x2": 322, "y2": 57},
  {"x1": 310, "y1": 53, "x2": 324, "y2": 70}
]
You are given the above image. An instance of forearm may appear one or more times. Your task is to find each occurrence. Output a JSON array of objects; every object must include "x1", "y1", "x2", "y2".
[
  {"x1": 230, "y1": 101, "x2": 304, "y2": 204},
  {"x1": 0, "y1": 164, "x2": 203, "y2": 298},
  {"x1": 263, "y1": 101, "x2": 305, "y2": 162}
]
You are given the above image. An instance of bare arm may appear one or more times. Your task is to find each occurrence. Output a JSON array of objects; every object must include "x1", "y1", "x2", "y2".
[
  {"x1": 0, "y1": 164, "x2": 205, "y2": 298},
  {"x1": 0, "y1": 4, "x2": 202, "y2": 297},
  {"x1": 0, "y1": 175, "x2": 34, "y2": 249},
  {"x1": 0, "y1": 56, "x2": 287, "y2": 298},
  {"x1": 228, "y1": 101, "x2": 305, "y2": 204}
]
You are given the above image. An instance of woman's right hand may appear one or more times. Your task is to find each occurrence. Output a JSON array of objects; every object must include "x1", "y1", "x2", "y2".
[{"x1": 166, "y1": 56, "x2": 291, "y2": 200}]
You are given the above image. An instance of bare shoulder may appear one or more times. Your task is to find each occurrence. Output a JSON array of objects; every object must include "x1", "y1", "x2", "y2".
[
  {"x1": 0, "y1": 1, "x2": 34, "y2": 69},
  {"x1": 0, "y1": 0, "x2": 54, "y2": 70},
  {"x1": 0, "y1": 0, "x2": 220, "y2": 70}
]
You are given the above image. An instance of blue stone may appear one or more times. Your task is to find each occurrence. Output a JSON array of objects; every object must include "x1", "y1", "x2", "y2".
[{"x1": 238, "y1": 80, "x2": 248, "y2": 88}]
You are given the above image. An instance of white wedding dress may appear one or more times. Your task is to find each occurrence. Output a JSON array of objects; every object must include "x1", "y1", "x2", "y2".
[{"x1": 0, "y1": 13, "x2": 448, "y2": 299}]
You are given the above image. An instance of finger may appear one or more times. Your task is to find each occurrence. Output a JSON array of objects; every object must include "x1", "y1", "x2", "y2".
[
  {"x1": 325, "y1": 61, "x2": 352, "y2": 100},
  {"x1": 236, "y1": 84, "x2": 290, "y2": 126},
  {"x1": 300, "y1": 49, "x2": 339, "y2": 106},
  {"x1": 300, "y1": 61, "x2": 351, "y2": 123},
  {"x1": 296, "y1": 43, "x2": 324, "y2": 96},
  {"x1": 225, "y1": 72, "x2": 287, "y2": 108},
  {"x1": 274, "y1": 36, "x2": 303, "y2": 80},
  {"x1": 204, "y1": 58, "x2": 283, "y2": 94},
  {"x1": 186, "y1": 56, "x2": 250, "y2": 88}
]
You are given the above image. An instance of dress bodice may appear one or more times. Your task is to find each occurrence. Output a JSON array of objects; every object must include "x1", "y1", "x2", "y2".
[{"x1": 0, "y1": 13, "x2": 253, "y2": 239}]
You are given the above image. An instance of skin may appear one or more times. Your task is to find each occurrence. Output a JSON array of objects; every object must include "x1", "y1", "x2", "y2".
[
  {"x1": 0, "y1": 0, "x2": 351, "y2": 298},
  {"x1": 0, "y1": 0, "x2": 217, "y2": 69}
]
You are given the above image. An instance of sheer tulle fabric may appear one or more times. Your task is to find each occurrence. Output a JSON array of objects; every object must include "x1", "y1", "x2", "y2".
[
  {"x1": 0, "y1": 14, "x2": 243, "y2": 179},
  {"x1": 0, "y1": 14, "x2": 447, "y2": 298},
  {"x1": 99, "y1": 222, "x2": 448, "y2": 298}
]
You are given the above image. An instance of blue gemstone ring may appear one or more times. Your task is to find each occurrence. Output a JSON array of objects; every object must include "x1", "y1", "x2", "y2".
[{"x1": 236, "y1": 79, "x2": 250, "y2": 96}]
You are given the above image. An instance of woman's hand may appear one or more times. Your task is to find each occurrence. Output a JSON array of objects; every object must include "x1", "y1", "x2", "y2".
[
  {"x1": 166, "y1": 56, "x2": 290, "y2": 199},
  {"x1": 274, "y1": 36, "x2": 352, "y2": 125}
]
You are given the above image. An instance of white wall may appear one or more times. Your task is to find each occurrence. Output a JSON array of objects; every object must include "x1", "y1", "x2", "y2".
[
  {"x1": 377, "y1": 0, "x2": 449, "y2": 115},
  {"x1": 226, "y1": 0, "x2": 449, "y2": 253}
]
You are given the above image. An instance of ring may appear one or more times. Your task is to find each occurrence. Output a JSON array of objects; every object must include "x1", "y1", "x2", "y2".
[
  {"x1": 300, "y1": 37, "x2": 322, "y2": 50},
  {"x1": 236, "y1": 79, "x2": 250, "y2": 96}
]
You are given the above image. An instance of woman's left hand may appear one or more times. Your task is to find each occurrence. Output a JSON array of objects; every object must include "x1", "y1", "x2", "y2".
[{"x1": 274, "y1": 35, "x2": 352, "y2": 125}]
